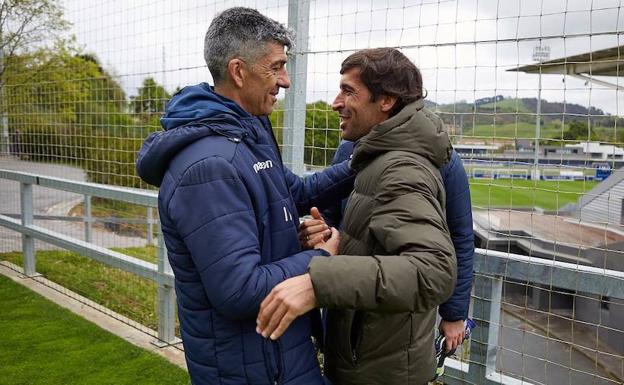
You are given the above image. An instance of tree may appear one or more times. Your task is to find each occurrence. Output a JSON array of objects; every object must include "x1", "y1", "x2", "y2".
[
  {"x1": 130, "y1": 77, "x2": 170, "y2": 124},
  {"x1": 0, "y1": 0, "x2": 70, "y2": 153},
  {"x1": 269, "y1": 100, "x2": 341, "y2": 167},
  {"x1": 5, "y1": 47, "x2": 152, "y2": 188},
  {"x1": 562, "y1": 120, "x2": 598, "y2": 141},
  {"x1": 0, "y1": 0, "x2": 69, "y2": 79},
  {"x1": 304, "y1": 101, "x2": 340, "y2": 166}
]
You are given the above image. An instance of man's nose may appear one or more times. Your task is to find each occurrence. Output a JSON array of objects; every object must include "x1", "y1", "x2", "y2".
[
  {"x1": 332, "y1": 95, "x2": 344, "y2": 111},
  {"x1": 278, "y1": 72, "x2": 290, "y2": 89}
]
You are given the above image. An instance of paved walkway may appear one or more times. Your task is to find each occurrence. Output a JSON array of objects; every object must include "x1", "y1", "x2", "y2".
[
  {"x1": 0, "y1": 157, "x2": 146, "y2": 253},
  {"x1": 499, "y1": 305, "x2": 623, "y2": 384}
]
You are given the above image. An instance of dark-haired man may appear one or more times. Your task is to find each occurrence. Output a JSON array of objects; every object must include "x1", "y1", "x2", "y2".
[
  {"x1": 323, "y1": 140, "x2": 475, "y2": 356},
  {"x1": 136, "y1": 7, "x2": 353, "y2": 385},
  {"x1": 257, "y1": 48, "x2": 457, "y2": 384}
]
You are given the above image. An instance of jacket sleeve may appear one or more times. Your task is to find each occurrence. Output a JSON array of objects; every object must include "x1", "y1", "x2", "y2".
[
  {"x1": 438, "y1": 151, "x2": 475, "y2": 321},
  {"x1": 283, "y1": 159, "x2": 355, "y2": 217},
  {"x1": 166, "y1": 156, "x2": 325, "y2": 320},
  {"x1": 308, "y1": 159, "x2": 457, "y2": 312}
]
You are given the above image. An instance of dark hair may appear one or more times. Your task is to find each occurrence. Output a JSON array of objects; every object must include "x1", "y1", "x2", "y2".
[
  {"x1": 340, "y1": 48, "x2": 423, "y2": 116},
  {"x1": 204, "y1": 7, "x2": 294, "y2": 84}
]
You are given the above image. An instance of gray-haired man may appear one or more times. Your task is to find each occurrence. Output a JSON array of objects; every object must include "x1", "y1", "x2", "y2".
[{"x1": 136, "y1": 7, "x2": 352, "y2": 385}]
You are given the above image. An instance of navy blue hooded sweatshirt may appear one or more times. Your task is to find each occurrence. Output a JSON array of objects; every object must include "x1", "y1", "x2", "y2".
[{"x1": 136, "y1": 83, "x2": 354, "y2": 385}]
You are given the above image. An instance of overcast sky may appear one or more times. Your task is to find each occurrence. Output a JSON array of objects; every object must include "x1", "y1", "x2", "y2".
[{"x1": 62, "y1": 0, "x2": 624, "y2": 115}]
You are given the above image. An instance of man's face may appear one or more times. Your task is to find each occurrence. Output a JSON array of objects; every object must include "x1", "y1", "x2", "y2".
[
  {"x1": 332, "y1": 68, "x2": 390, "y2": 141},
  {"x1": 240, "y1": 42, "x2": 290, "y2": 116}
]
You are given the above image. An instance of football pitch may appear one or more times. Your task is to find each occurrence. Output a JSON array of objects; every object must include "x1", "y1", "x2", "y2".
[{"x1": 468, "y1": 179, "x2": 599, "y2": 211}]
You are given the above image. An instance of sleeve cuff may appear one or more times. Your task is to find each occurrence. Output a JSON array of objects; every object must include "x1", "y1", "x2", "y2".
[{"x1": 313, "y1": 248, "x2": 331, "y2": 257}]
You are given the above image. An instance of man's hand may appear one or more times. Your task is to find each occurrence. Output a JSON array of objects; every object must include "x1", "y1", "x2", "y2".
[
  {"x1": 439, "y1": 319, "x2": 465, "y2": 352},
  {"x1": 256, "y1": 274, "x2": 317, "y2": 340},
  {"x1": 313, "y1": 227, "x2": 340, "y2": 256},
  {"x1": 298, "y1": 207, "x2": 331, "y2": 249}
]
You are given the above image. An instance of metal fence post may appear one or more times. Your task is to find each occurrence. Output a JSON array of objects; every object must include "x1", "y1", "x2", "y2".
[
  {"x1": 155, "y1": 227, "x2": 176, "y2": 345},
  {"x1": 468, "y1": 274, "x2": 503, "y2": 383},
  {"x1": 20, "y1": 182, "x2": 36, "y2": 276},
  {"x1": 84, "y1": 194, "x2": 92, "y2": 243},
  {"x1": 283, "y1": 0, "x2": 310, "y2": 176},
  {"x1": 0, "y1": 46, "x2": 9, "y2": 156},
  {"x1": 146, "y1": 207, "x2": 154, "y2": 246}
]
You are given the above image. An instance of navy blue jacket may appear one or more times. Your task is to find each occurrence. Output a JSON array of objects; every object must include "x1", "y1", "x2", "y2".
[
  {"x1": 136, "y1": 83, "x2": 354, "y2": 385},
  {"x1": 325, "y1": 140, "x2": 474, "y2": 321}
]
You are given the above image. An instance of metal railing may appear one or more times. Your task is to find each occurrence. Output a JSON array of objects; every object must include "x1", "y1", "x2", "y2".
[
  {"x1": 443, "y1": 250, "x2": 624, "y2": 385},
  {"x1": 0, "y1": 169, "x2": 177, "y2": 345},
  {"x1": 1, "y1": 169, "x2": 623, "y2": 383}
]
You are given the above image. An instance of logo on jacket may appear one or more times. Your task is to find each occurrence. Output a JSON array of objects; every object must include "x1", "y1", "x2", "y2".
[
  {"x1": 283, "y1": 206, "x2": 293, "y2": 222},
  {"x1": 253, "y1": 160, "x2": 273, "y2": 173}
]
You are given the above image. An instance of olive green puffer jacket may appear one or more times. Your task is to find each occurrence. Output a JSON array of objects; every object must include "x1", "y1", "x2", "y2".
[{"x1": 309, "y1": 99, "x2": 457, "y2": 385}]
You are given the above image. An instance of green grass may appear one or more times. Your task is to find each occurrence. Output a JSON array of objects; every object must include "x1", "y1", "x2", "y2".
[
  {"x1": 1, "y1": 247, "x2": 160, "y2": 330},
  {"x1": 70, "y1": 198, "x2": 151, "y2": 237},
  {"x1": 469, "y1": 179, "x2": 599, "y2": 210},
  {"x1": 461, "y1": 122, "x2": 562, "y2": 139},
  {"x1": 0, "y1": 274, "x2": 189, "y2": 385},
  {"x1": 459, "y1": 121, "x2": 617, "y2": 142},
  {"x1": 478, "y1": 98, "x2": 531, "y2": 113}
]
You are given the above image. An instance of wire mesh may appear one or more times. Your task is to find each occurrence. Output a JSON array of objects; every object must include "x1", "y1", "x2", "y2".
[
  {"x1": 302, "y1": 2, "x2": 624, "y2": 380},
  {"x1": 0, "y1": 0, "x2": 623, "y2": 383}
]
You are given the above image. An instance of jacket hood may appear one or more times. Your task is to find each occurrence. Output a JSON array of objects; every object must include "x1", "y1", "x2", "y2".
[
  {"x1": 159, "y1": 83, "x2": 251, "y2": 131},
  {"x1": 351, "y1": 99, "x2": 451, "y2": 171},
  {"x1": 136, "y1": 83, "x2": 254, "y2": 187}
]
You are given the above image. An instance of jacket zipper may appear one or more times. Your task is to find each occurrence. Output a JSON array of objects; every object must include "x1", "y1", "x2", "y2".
[
  {"x1": 350, "y1": 312, "x2": 365, "y2": 365},
  {"x1": 262, "y1": 339, "x2": 280, "y2": 385},
  {"x1": 274, "y1": 340, "x2": 283, "y2": 385},
  {"x1": 263, "y1": 117, "x2": 300, "y2": 235}
]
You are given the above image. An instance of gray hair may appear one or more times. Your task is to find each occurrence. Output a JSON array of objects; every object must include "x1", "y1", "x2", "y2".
[{"x1": 204, "y1": 7, "x2": 295, "y2": 85}]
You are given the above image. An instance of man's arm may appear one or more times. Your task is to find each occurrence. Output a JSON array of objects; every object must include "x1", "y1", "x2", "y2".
[
  {"x1": 438, "y1": 151, "x2": 475, "y2": 350},
  {"x1": 167, "y1": 156, "x2": 330, "y2": 320},
  {"x1": 284, "y1": 159, "x2": 354, "y2": 217},
  {"x1": 257, "y1": 158, "x2": 457, "y2": 338},
  {"x1": 308, "y1": 159, "x2": 456, "y2": 312},
  {"x1": 439, "y1": 151, "x2": 474, "y2": 320}
]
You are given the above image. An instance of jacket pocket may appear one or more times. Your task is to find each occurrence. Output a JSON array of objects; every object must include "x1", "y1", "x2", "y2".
[{"x1": 356, "y1": 312, "x2": 412, "y2": 360}]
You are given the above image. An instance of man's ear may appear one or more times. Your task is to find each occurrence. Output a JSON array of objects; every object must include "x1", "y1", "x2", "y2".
[
  {"x1": 379, "y1": 95, "x2": 397, "y2": 114},
  {"x1": 227, "y1": 58, "x2": 246, "y2": 88}
]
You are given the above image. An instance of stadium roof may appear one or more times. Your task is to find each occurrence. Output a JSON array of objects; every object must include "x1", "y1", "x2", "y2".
[{"x1": 508, "y1": 45, "x2": 624, "y2": 90}]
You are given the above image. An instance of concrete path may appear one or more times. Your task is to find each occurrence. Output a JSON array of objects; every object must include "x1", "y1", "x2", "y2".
[
  {"x1": 0, "y1": 157, "x2": 146, "y2": 253},
  {"x1": 498, "y1": 307, "x2": 622, "y2": 384}
]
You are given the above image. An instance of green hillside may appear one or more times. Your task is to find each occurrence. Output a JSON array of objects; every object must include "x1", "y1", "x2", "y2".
[
  {"x1": 434, "y1": 96, "x2": 621, "y2": 143},
  {"x1": 477, "y1": 98, "x2": 531, "y2": 113}
]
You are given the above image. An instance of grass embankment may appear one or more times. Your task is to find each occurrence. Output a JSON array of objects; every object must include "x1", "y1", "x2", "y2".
[
  {"x1": 0, "y1": 274, "x2": 189, "y2": 385},
  {"x1": 1, "y1": 247, "x2": 160, "y2": 330},
  {"x1": 460, "y1": 121, "x2": 614, "y2": 141},
  {"x1": 461, "y1": 122, "x2": 561, "y2": 139},
  {"x1": 69, "y1": 198, "x2": 151, "y2": 237},
  {"x1": 469, "y1": 179, "x2": 599, "y2": 210}
]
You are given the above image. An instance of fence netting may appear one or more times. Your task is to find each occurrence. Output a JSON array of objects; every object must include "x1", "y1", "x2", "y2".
[{"x1": 0, "y1": 1, "x2": 623, "y2": 383}]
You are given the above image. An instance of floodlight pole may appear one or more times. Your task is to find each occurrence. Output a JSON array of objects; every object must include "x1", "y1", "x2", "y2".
[
  {"x1": 534, "y1": 74, "x2": 542, "y2": 180},
  {"x1": 532, "y1": 46, "x2": 550, "y2": 180}
]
